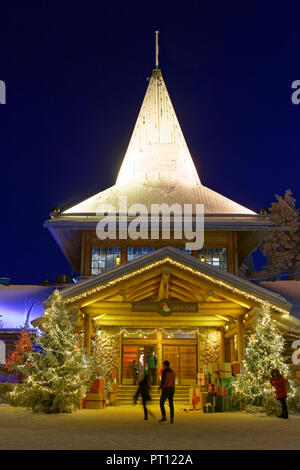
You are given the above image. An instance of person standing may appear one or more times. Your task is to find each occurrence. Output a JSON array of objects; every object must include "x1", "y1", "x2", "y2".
[
  {"x1": 133, "y1": 374, "x2": 155, "y2": 420},
  {"x1": 146, "y1": 351, "x2": 157, "y2": 385},
  {"x1": 270, "y1": 368, "x2": 288, "y2": 419},
  {"x1": 159, "y1": 360, "x2": 175, "y2": 423},
  {"x1": 132, "y1": 359, "x2": 139, "y2": 385}
]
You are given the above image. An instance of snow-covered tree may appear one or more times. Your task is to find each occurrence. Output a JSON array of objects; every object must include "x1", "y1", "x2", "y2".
[
  {"x1": 239, "y1": 254, "x2": 257, "y2": 279},
  {"x1": 233, "y1": 305, "x2": 298, "y2": 414},
  {"x1": 261, "y1": 189, "x2": 300, "y2": 276},
  {"x1": 9, "y1": 290, "x2": 93, "y2": 413}
]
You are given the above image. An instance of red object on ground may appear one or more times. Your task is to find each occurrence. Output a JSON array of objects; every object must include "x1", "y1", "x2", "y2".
[
  {"x1": 270, "y1": 376, "x2": 287, "y2": 399},
  {"x1": 232, "y1": 362, "x2": 240, "y2": 376},
  {"x1": 90, "y1": 379, "x2": 105, "y2": 394},
  {"x1": 112, "y1": 370, "x2": 117, "y2": 378},
  {"x1": 80, "y1": 398, "x2": 86, "y2": 409}
]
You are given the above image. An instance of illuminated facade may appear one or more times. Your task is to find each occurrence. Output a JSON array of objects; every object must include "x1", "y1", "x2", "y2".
[{"x1": 41, "y1": 50, "x2": 300, "y2": 385}]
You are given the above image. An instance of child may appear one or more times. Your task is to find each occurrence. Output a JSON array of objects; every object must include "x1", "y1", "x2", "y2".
[
  {"x1": 133, "y1": 374, "x2": 155, "y2": 420},
  {"x1": 270, "y1": 369, "x2": 288, "y2": 419}
]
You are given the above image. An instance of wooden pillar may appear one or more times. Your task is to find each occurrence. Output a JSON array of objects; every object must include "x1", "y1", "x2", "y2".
[
  {"x1": 229, "y1": 337, "x2": 236, "y2": 362},
  {"x1": 156, "y1": 330, "x2": 163, "y2": 374},
  {"x1": 120, "y1": 245, "x2": 127, "y2": 264},
  {"x1": 83, "y1": 314, "x2": 92, "y2": 353},
  {"x1": 219, "y1": 327, "x2": 226, "y2": 363},
  {"x1": 236, "y1": 317, "x2": 245, "y2": 361}
]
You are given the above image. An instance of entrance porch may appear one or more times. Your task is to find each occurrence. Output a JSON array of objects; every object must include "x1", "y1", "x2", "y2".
[{"x1": 60, "y1": 247, "x2": 291, "y2": 384}]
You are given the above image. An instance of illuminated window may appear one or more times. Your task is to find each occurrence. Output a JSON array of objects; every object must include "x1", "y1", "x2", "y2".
[
  {"x1": 162, "y1": 330, "x2": 196, "y2": 339},
  {"x1": 91, "y1": 247, "x2": 121, "y2": 275},
  {"x1": 127, "y1": 247, "x2": 155, "y2": 262},
  {"x1": 198, "y1": 248, "x2": 227, "y2": 271}
]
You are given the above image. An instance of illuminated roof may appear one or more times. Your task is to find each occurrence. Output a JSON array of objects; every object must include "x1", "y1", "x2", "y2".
[{"x1": 63, "y1": 69, "x2": 255, "y2": 216}]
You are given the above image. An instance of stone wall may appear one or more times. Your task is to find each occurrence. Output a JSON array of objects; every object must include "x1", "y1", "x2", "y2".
[
  {"x1": 94, "y1": 326, "x2": 121, "y2": 383},
  {"x1": 198, "y1": 327, "x2": 220, "y2": 368}
]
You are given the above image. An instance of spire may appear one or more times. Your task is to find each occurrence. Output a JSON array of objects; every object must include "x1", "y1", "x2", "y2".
[
  {"x1": 116, "y1": 33, "x2": 200, "y2": 188},
  {"x1": 155, "y1": 30, "x2": 159, "y2": 69}
]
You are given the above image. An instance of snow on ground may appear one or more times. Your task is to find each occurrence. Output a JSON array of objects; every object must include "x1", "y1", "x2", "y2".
[{"x1": 0, "y1": 404, "x2": 300, "y2": 450}]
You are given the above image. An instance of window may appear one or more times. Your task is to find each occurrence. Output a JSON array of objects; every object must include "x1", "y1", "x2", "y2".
[
  {"x1": 162, "y1": 329, "x2": 196, "y2": 339},
  {"x1": 127, "y1": 247, "x2": 155, "y2": 262},
  {"x1": 91, "y1": 247, "x2": 120, "y2": 275},
  {"x1": 198, "y1": 248, "x2": 227, "y2": 271},
  {"x1": 179, "y1": 248, "x2": 192, "y2": 255}
]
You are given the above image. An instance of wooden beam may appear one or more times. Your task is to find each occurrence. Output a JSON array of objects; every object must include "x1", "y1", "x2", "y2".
[
  {"x1": 157, "y1": 269, "x2": 170, "y2": 301},
  {"x1": 124, "y1": 275, "x2": 161, "y2": 295},
  {"x1": 219, "y1": 327, "x2": 226, "y2": 363},
  {"x1": 229, "y1": 337, "x2": 236, "y2": 362},
  {"x1": 94, "y1": 318, "x2": 226, "y2": 327},
  {"x1": 127, "y1": 283, "x2": 160, "y2": 301},
  {"x1": 75, "y1": 266, "x2": 165, "y2": 307},
  {"x1": 82, "y1": 306, "x2": 248, "y2": 317},
  {"x1": 237, "y1": 317, "x2": 245, "y2": 361},
  {"x1": 170, "y1": 267, "x2": 254, "y2": 309},
  {"x1": 128, "y1": 288, "x2": 159, "y2": 302},
  {"x1": 168, "y1": 283, "x2": 199, "y2": 302}
]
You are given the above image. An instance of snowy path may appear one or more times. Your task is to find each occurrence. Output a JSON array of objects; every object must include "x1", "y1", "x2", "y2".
[{"x1": 0, "y1": 404, "x2": 299, "y2": 450}]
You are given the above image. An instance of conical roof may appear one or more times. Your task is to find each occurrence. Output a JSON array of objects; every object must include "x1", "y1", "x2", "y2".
[{"x1": 64, "y1": 69, "x2": 255, "y2": 215}]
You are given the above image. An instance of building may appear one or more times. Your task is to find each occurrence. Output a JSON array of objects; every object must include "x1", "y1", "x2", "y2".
[{"x1": 37, "y1": 41, "x2": 300, "y2": 384}]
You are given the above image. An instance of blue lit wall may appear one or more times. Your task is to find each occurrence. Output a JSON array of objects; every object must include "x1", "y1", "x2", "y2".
[{"x1": 0, "y1": 285, "x2": 55, "y2": 329}]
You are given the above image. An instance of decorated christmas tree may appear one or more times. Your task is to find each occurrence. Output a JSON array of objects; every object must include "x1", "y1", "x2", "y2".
[
  {"x1": 7, "y1": 328, "x2": 33, "y2": 374},
  {"x1": 233, "y1": 304, "x2": 298, "y2": 415},
  {"x1": 9, "y1": 289, "x2": 93, "y2": 413}
]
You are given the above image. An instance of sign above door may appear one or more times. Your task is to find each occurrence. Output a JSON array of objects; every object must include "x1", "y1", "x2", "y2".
[{"x1": 132, "y1": 299, "x2": 198, "y2": 317}]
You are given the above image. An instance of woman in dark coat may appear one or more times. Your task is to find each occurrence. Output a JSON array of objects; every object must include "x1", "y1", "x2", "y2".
[
  {"x1": 133, "y1": 374, "x2": 155, "y2": 420},
  {"x1": 270, "y1": 369, "x2": 288, "y2": 419}
]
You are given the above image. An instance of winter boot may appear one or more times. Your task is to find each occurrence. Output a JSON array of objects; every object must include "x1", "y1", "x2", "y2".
[{"x1": 159, "y1": 417, "x2": 167, "y2": 422}]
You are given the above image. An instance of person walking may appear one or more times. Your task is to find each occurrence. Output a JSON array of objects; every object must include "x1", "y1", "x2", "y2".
[
  {"x1": 133, "y1": 374, "x2": 155, "y2": 420},
  {"x1": 270, "y1": 368, "x2": 289, "y2": 419},
  {"x1": 146, "y1": 351, "x2": 157, "y2": 385},
  {"x1": 159, "y1": 360, "x2": 175, "y2": 423},
  {"x1": 132, "y1": 359, "x2": 139, "y2": 385}
]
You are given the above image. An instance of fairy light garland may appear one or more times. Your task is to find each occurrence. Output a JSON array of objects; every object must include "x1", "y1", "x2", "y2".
[
  {"x1": 95, "y1": 327, "x2": 200, "y2": 340},
  {"x1": 63, "y1": 258, "x2": 290, "y2": 315}
]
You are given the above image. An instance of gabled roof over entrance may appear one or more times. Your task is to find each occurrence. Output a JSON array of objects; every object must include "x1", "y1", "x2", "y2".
[{"x1": 60, "y1": 246, "x2": 291, "y2": 315}]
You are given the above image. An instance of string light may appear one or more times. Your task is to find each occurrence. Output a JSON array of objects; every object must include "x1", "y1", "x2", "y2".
[
  {"x1": 64, "y1": 258, "x2": 290, "y2": 314},
  {"x1": 95, "y1": 327, "x2": 201, "y2": 340}
]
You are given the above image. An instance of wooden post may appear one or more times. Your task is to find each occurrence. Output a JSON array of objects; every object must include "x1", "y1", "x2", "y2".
[
  {"x1": 83, "y1": 314, "x2": 92, "y2": 354},
  {"x1": 236, "y1": 317, "x2": 245, "y2": 361},
  {"x1": 120, "y1": 246, "x2": 127, "y2": 264},
  {"x1": 229, "y1": 337, "x2": 236, "y2": 362},
  {"x1": 156, "y1": 330, "x2": 163, "y2": 377},
  {"x1": 219, "y1": 327, "x2": 226, "y2": 363}
]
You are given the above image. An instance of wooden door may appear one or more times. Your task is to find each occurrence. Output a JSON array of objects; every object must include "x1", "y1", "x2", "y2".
[
  {"x1": 162, "y1": 345, "x2": 180, "y2": 384},
  {"x1": 122, "y1": 345, "x2": 139, "y2": 383},
  {"x1": 179, "y1": 345, "x2": 197, "y2": 383}
]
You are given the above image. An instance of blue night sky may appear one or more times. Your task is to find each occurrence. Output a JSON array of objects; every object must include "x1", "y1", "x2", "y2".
[{"x1": 0, "y1": 1, "x2": 300, "y2": 284}]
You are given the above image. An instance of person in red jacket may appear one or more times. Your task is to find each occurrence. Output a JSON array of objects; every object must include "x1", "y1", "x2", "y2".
[
  {"x1": 159, "y1": 360, "x2": 176, "y2": 423},
  {"x1": 270, "y1": 369, "x2": 288, "y2": 419}
]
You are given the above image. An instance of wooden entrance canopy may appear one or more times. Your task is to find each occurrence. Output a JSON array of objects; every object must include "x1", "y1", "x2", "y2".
[{"x1": 52, "y1": 247, "x2": 292, "y2": 362}]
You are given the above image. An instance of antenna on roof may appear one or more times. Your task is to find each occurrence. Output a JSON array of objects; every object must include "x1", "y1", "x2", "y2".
[{"x1": 155, "y1": 30, "x2": 159, "y2": 68}]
